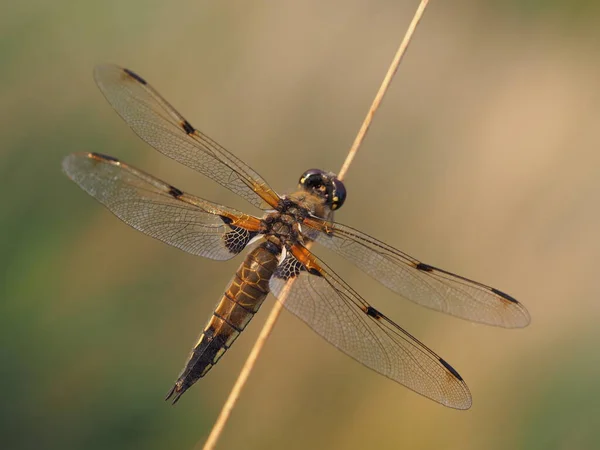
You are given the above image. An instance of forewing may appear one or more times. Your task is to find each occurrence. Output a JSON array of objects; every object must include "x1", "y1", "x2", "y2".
[
  {"x1": 62, "y1": 152, "x2": 263, "y2": 260},
  {"x1": 269, "y1": 244, "x2": 472, "y2": 409},
  {"x1": 93, "y1": 64, "x2": 280, "y2": 209},
  {"x1": 304, "y1": 219, "x2": 530, "y2": 328}
]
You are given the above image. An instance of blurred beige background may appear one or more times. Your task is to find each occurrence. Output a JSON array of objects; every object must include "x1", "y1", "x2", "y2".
[{"x1": 2, "y1": 1, "x2": 600, "y2": 449}]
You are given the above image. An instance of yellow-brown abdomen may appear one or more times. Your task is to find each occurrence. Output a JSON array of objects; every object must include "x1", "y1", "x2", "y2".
[{"x1": 166, "y1": 243, "x2": 279, "y2": 403}]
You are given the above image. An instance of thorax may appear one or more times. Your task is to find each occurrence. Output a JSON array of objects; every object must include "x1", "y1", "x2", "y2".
[{"x1": 260, "y1": 191, "x2": 329, "y2": 247}]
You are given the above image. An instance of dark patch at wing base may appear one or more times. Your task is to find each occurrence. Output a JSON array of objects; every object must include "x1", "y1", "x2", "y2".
[
  {"x1": 62, "y1": 152, "x2": 259, "y2": 261},
  {"x1": 272, "y1": 253, "x2": 304, "y2": 281},
  {"x1": 224, "y1": 230, "x2": 256, "y2": 254},
  {"x1": 220, "y1": 216, "x2": 259, "y2": 254}
]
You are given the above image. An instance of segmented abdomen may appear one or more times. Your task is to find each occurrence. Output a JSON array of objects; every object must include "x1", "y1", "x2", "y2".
[{"x1": 166, "y1": 242, "x2": 278, "y2": 403}]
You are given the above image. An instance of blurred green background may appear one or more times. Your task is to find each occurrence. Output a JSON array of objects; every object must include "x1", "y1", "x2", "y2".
[{"x1": 2, "y1": 1, "x2": 600, "y2": 449}]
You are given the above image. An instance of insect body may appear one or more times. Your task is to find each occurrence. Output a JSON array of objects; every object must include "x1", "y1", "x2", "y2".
[{"x1": 63, "y1": 65, "x2": 530, "y2": 409}]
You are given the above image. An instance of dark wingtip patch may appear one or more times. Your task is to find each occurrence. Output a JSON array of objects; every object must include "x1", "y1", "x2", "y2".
[
  {"x1": 492, "y1": 288, "x2": 519, "y2": 304},
  {"x1": 181, "y1": 120, "x2": 195, "y2": 135},
  {"x1": 168, "y1": 185, "x2": 183, "y2": 198},
  {"x1": 90, "y1": 152, "x2": 119, "y2": 163},
  {"x1": 365, "y1": 306, "x2": 383, "y2": 320},
  {"x1": 123, "y1": 68, "x2": 147, "y2": 85},
  {"x1": 416, "y1": 263, "x2": 434, "y2": 272},
  {"x1": 439, "y1": 358, "x2": 463, "y2": 381}
]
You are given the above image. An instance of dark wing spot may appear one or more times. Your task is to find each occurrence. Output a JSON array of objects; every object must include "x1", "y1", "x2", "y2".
[
  {"x1": 365, "y1": 306, "x2": 383, "y2": 320},
  {"x1": 219, "y1": 215, "x2": 234, "y2": 225},
  {"x1": 168, "y1": 186, "x2": 183, "y2": 198},
  {"x1": 307, "y1": 267, "x2": 323, "y2": 277},
  {"x1": 492, "y1": 288, "x2": 519, "y2": 304},
  {"x1": 123, "y1": 68, "x2": 147, "y2": 85},
  {"x1": 181, "y1": 120, "x2": 195, "y2": 135},
  {"x1": 439, "y1": 358, "x2": 463, "y2": 381},
  {"x1": 90, "y1": 152, "x2": 119, "y2": 163},
  {"x1": 416, "y1": 263, "x2": 434, "y2": 272}
]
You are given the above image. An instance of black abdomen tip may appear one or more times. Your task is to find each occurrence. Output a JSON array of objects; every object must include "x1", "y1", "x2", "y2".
[{"x1": 165, "y1": 384, "x2": 185, "y2": 405}]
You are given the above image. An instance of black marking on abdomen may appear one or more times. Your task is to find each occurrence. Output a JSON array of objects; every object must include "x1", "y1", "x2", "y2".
[
  {"x1": 365, "y1": 306, "x2": 383, "y2": 320},
  {"x1": 439, "y1": 358, "x2": 463, "y2": 381},
  {"x1": 91, "y1": 152, "x2": 119, "y2": 163},
  {"x1": 224, "y1": 290, "x2": 254, "y2": 314},
  {"x1": 181, "y1": 120, "x2": 195, "y2": 134},
  {"x1": 263, "y1": 240, "x2": 281, "y2": 255},
  {"x1": 492, "y1": 288, "x2": 519, "y2": 304},
  {"x1": 213, "y1": 311, "x2": 243, "y2": 333},
  {"x1": 416, "y1": 263, "x2": 434, "y2": 272},
  {"x1": 123, "y1": 68, "x2": 147, "y2": 85},
  {"x1": 168, "y1": 185, "x2": 183, "y2": 198}
]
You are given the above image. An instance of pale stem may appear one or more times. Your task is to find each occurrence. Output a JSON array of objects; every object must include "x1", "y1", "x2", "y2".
[{"x1": 201, "y1": 1, "x2": 430, "y2": 449}]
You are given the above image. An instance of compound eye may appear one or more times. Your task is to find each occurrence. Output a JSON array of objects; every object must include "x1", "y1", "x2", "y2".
[
  {"x1": 330, "y1": 178, "x2": 347, "y2": 210},
  {"x1": 299, "y1": 169, "x2": 326, "y2": 188}
]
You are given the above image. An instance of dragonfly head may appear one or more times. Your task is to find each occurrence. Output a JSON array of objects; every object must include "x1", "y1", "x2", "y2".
[{"x1": 299, "y1": 169, "x2": 347, "y2": 211}]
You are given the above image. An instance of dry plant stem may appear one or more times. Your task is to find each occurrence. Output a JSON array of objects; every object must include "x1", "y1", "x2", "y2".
[
  {"x1": 337, "y1": 0, "x2": 429, "y2": 180},
  {"x1": 201, "y1": 1, "x2": 430, "y2": 449}
]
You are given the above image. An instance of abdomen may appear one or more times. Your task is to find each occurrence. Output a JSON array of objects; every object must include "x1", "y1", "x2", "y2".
[{"x1": 166, "y1": 242, "x2": 278, "y2": 403}]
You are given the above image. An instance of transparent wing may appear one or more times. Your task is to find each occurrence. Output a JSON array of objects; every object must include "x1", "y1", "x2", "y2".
[
  {"x1": 93, "y1": 64, "x2": 281, "y2": 210},
  {"x1": 304, "y1": 219, "x2": 530, "y2": 328},
  {"x1": 62, "y1": 152, "x2": 264, "y2": 260},
  {"x1": 269, "y1": 244, "x2": 472, "y2": 410}
]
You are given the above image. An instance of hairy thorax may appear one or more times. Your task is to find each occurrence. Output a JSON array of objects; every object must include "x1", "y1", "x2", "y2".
[{"x1": 260, "y1": 191, "x2": 330, "y2": 248}]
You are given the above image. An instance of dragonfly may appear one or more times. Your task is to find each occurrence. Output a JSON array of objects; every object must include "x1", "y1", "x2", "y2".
[{"x1": 62, "y1": 64, "x2": 530, "y2": 410}]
